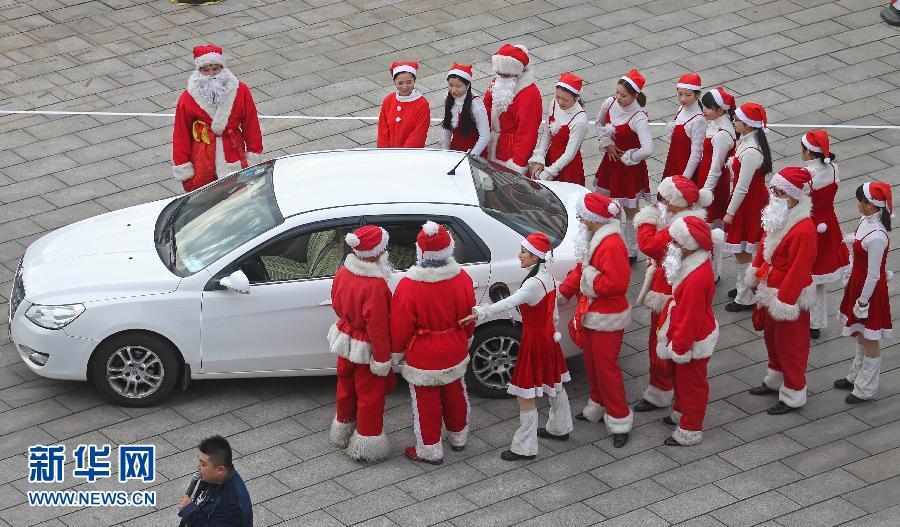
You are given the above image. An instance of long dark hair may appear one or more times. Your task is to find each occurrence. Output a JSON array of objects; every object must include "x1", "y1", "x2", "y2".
[
  {"x1": 700, "y1": 91, "x2": 735, "y2": 121},
  {"x1": 856, "y1": 184, "x2": 892, "y2": 231},
  {"x1": 521, "y1": 259, "x2": 546, "y2": 285},
  {"x1": 801, "y1": 143, "x2": 837, "y2": 164},
  {"x1": 618, "y1": 78, "x2": 646, "y2": 107},
  {"x1": 754, "y1": 128, "x2": 773, "y2": 175},
  {"x1": 442, "y1": 75, "x2": 475, "y2": 135}
]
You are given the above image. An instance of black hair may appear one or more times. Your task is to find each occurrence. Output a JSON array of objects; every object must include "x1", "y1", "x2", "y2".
[
  {"x1": 617, "y1": 78, "x2": 646, "y2": 107},
  {"x1": 556, "y1": 85, "x2": 584, "y2": 105},
  {"x1": 521, "y1": 259, "x2": 546, "y2": 285},
  {"x1": 856, "y1": 184, "x2": 892, "y2": 231},
  {"x1": 199, "y1": 435, "x2": 233, "y2": 470},
  {"x1": 800, "y1": 142, "x2": 837, "y2": 163},
  {"x1": 754, "y1": 128, "x2": 773, "y2": 175},
  {"x1": 393, "y1": 71, "x2": 416, "y2": 81},
  {"x1": 442, "y1": 74, "x2": 475, "y2": 135},
  {"x1": 700, "y1": 91, "x2": 735, "y2": 121}
]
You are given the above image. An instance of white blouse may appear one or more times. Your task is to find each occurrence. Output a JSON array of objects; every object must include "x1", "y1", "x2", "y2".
[
  {"x1": 473, "y1": 266, "x2": 559, "y2": 326},
  {"x1": 854, "y1": 213, "x2": 889, "y2": 304},
  {"x1": 726, "y1": 129, "x2": 765, "y2": 216},
  {"x1": 805, "y1": 158, "x2": 839, "y2": 191},
  {"x1": 666, "y1": 102, "x2": 705, "y2": 179},
  {"x1": 595, "y1": 97, "x2": 654, "y2": 166},
  {"x1": 440, "y1": 94, "x2": 491, "y2": 157},
  {"x1": 702, "y1": 114, "x2": 736, "y2": 192},
  {"x1": 528, "y1": 100, "x2": 588, "y2": 180}
]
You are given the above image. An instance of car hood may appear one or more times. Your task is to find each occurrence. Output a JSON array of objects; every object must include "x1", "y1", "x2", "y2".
[{"x1": 21, "y1": 198, "x2": 182, "y2": 305}]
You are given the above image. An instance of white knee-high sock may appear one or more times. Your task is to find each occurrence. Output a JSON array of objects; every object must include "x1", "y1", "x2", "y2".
[
  {"x1": 810, "y1": 284, "x2": 828, "y2": 330},
  {"x1": 734, "y1": 262, "x2": 754, "y2": 305},
  {"x1": 845, "y1": 341, "x2": 865, "y2": 383},
  {"x1": 545, "y1": 387, "x2": 573, "y2": 436},
  {"x1": 510, "y1": 409, "x2": 539, "y2": 456},
  {"x1": 852, "y1": 356, "x2": 881, "y2": 400}
]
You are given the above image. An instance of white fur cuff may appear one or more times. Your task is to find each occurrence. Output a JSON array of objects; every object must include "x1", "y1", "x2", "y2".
[
  {"x1": 633, "y1": 204, "x2": 661, "y2": 227},
  {"x1": 581, "y1": 399, "x2": 605, "y2": 423},
  {"x1": 580, "y1": 265, "x2": 602, "y2": 297},
  {"x1": 745, "y1": 266, "x2": 760, "y2": 288},
  {"x1": 604, "y1": 410, "x2": 633, "y2": 434},
  {"x1": 245, "y1": 151, "x2": 264, "y2": 167},
  {"x1": 669, "y1": 343, "x2": 692, "y2": 364},
  {"x1": 853, "y1": 301, "x2": 869, "y2": 319},
  {"x1": 779, "y1": 384, "x2": 807, "y2": 408},
  {"x1": 173, "y1": 162, "x2": 195, "y2": 182},
  {"x1": 672, "y1": 426, "x2": 702, "y2": 446},
  {"x1": 768, "y1": 296, "x2": 800, "y2": 322},
  {"x1": 369, "y1": 359, "x2": 392, "y2": 377}
]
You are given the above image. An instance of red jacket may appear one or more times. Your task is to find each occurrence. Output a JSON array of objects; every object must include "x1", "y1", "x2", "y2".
[
  {"x1": 483, "y1": 72, "x2": 542, "y2": 175},
  {"x1": 656, "y1": 253, "x2": 718, "y2": 363},
  {"x1": 748, "y1": 199, "x2": 817, "y2": 321},
  {"x1": 391, "y1": 261, "x2": 476, "y2": 386},
  {"x1": 328, "y1": 255, "x2": 392, "y2": 376},
  {"x1": 377, "y1": 91, "x2": 430, "y2": 148}
]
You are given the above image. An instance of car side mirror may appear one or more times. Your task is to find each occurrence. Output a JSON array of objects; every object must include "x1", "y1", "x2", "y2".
[{"x1": 219, "y1": 270, "x2": 251, "y2": 294}]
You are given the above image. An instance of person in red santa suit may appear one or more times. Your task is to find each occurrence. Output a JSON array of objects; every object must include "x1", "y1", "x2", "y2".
[
  {"x1": 482, "y1": 44, "x2": 543, "y2": 175},
  {"x1": 391, "y1": 221, "x2": 476, "y2": 464},
  {"x1": 378, "y1": 62, "x2": 431, "y2": 149},
  {"x1": 558, "y1": 193, "x2": 633, "y2": 448},
  {"x1": 746, "y1": 167, "x2": 817, "y2": 414},
  {"x1": 662, "y1": 74, "x2": 705, "y2": 181},
  {"x1": 460, "y1": 232, "x2": 572, "y2": 461},
  {"x1": 172, "y1": 45, "x2": 264, "y2": 192},
  {"x1": 655, "y1": 216, "x2": 720, "y2": 446},
  {"x1": 835, "y1": 182, "x2": 893, "y2": 404},
  {"x1": 595, "y1": 69, "x2": 654, "y2": 263},
  {"x1": 440, "y1": 63, "x2": 490, "y2": 157},
  {"x1": 631, "y1": 176, "x2": 712, "y2": 414},
  {"x1": 802, "y1": 130, "x2": 850, "y2": 340},
  {"x1": 527, "y1": 73, "x2": 588, "y2": 186},
  {"x1": 327, "y1": 226, "x2": 396, "y2": 462}
]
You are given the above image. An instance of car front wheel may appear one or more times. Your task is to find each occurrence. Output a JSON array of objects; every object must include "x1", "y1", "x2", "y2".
[
  {"x1": 89, "y1": 332, "x2": 180, "y2": 407},
  {"x1": 465, "y1": 324, "x2": 521, "y2": 398}
]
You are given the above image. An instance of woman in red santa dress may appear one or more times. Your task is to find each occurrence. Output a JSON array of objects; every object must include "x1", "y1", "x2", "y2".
[
  {"x1": 695, "y1": 87, "x2": 737, "y2": 231},
  {"x1": 662, "y1": 73, "x2": 705, "y2": 181},
  {"x1": 802, "y1": 130, "x2": 850, "y2": 340},
  {"x1": 460, "y1": 232, "x2": 572, "y2": 461},
  {"x1": 440, "y1": 63, "x2": 490, "y2": 157},
  {"x1": 527, "y1": 73, "x2": 588, "y2": 186},
  {"x1": 655, "y1": 216, "x2": 720, "y2": 446},
  {"x1": 391, "y1": 222, "x2": 476, "y2": 464},
  {"x1": 835, "y1": 182, "x2": 893, "y2": 404},
  {"x1": 723, "y1": 102, "x2": 773, "y2": 313},
  {"x1": 327, "y1": 226, "x2": 396, "y2": 462},
  {"x1": 172, "y1": 45, "x2": 264, "y2": 192},
  {"x1": 595, "y1": 69, "x2": 654, "y2": 264},
  {"x1": 377, "y1": 62, "x2": 431, "y2": 148}
]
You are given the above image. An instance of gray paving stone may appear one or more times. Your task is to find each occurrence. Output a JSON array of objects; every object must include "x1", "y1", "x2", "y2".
[
  {"x1": 583, "y1": 477, "x2": 674, "y2": 519},
  {"x1": 520, "y1": 472, "x2": 610, "y2": 512},
  {"x1": 710, "y1": 490, "x2": 800, "y2": 527},
  {"x1": 652, "y1": 456, "x2": 741, "y2": 493},
  {"x1": 773, "y1": 497, "x2": 865, "y2": 527},
  {"x1": 778, "y1": 467, "x2": 867, "y2": 506},
  {"x1": 646, "y1": 484, "x2": 737, "y2": 524},
  {"x1": 593, "y1": 508, "x2": 669, "y2": 527},
  {"x1": 845, "y1": 446, "x2": 900, "y2": 484},
  {"x1": 781, "y1": 439, "x2": 870, "y2": 477},
  {"x1": 590, "y1": 449, "x2": 679, "y2": 489},
  {"x1": 450, "y1": 496, "x2": 543, "y2": 527},
  {"x1": 719, "y1": 434, "x2": 807, "y2": 471},
  {"x1": 714, "y1": 461, "x2": 804, "y2": 500},
  {"x1": 458, "y1": 467, "x2": 548, "y2": 507}
]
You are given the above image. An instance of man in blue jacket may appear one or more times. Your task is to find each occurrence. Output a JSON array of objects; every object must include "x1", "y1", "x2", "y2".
[{"x1": 177, "y1": 435, "x2": 252, "y2": 527}]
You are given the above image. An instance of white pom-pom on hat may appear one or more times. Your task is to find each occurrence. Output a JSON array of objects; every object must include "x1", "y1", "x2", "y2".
[
  {"x1": 608, "y1": 202, "x2": 620, "y2": 217},
  {"x1": 422, "y1": 221, "x2": 440, "y2": 236},
  {"x1": 824, "y1": 157, "x2": 832, "y2": 165},
  {"x1": 553, "y1": 331, "x2": 561, "y2": 343},
  {"x1": 887, "y1": 270, "x2": 895, "y2": 282},
  {"x1": 817, "y1": 223, "x2": 827, "y2": 233},
  {"x1": 697, "y1": 188, "x2": 714, "y2": 209},
  {"x1": 345, "y1": 232, "x2": 361, "y2": 248}
]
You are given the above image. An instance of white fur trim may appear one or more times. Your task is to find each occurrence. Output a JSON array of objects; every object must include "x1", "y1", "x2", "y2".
[
  {"x1": 579, "y1": 265, "x2": 602, "y2": 297},
  {"x1": 762, "y1": 198, "x2": 812, "y2": 263},
  {"x1": 521, "y1": 238, "x2": 546, "y2": 259},
  {"x1": 654, "y1": 294, "x2": 718, "y2": 362},
  {"x1": 346, "y1": 431, "x2": 390, "y2": 462},
  {"x1": 418, "y1": 243, "x2": 456, "y2": 261},
  {"x1": 745, "y1": 265, "x2": 760, "y2": 289},
  {"x1": 581, "y1": 399, "x2": 605, "y2": 423},
  {"x1": 173, "y1": 162, "x2": 194, "y2": 182},
  {"x1": 327, "y1": 323, "x2": 374, "y2": 363},
  {"x1": 392, "y1": 64, "x2": 417, "y2": 77},
  {"x1": 415, "y1": 442, "x2": 443, "y2": 461},
  {"x1": 401, "y1": 355, "x2": 470, "y2": 386},
  {"x1": 840, "y1": 318, "x2": 894, "y2": 340},
  {"x1": 801, "y1": 135, "x2": 821, "y2": 153},
  {"x1": 644, "y1": 290, "x2": 670, "y2": 314},
  {"x1": 621, "y1": 76, "x2": 641, "y2": 93},
  {"x1": 642, "y1": 384, "x2": 673, "y2": 407},
  {"x1": 863, "y1": 182, "x2": 887, "y2": 209},
  {"x1": 582, "y1": 307, "x2": 632, "y2": 332},
  {"x1": 507, "y1": 372, "x2": 571, "y2": 399},
  {"x1": 449, "y1": 68, "x2": 472, "y2": 82},
  {"x1": 779, "y1": 384, "x2": 807, "y2": 408},
  {"x1": 735, "y1": 107, "x2": 763, "y2": 129},
  {"x1": 553, "y1": 331, "x2": 561, "y2": 343},
  {"x1": 396, "y1": 90, "x2": 423, "y2": 103},
  {"x1": 369, "y1": 359, "x2": 391, "y2": 377},
  {"x1": 698, "y1": 188, "x2": 714, "y2": 208},
  {"x1": 676, "y1": 82, "x2": 701, "y2": 91},
  {"x1": 446, "y1": 424, "x2": 469, "y2": 447},
  {"x1": 658, "y1": 177, "x2": 690, "y2": 208},
  {"x1": 668, "y1": 218, "x2": 698, "y2": 250},
  {"x1": 330, "y1": 417, "x2": 355, "y2": 448},
  {"x1": 670, "y1": 410, "x2": 683, "y2": 424},
  {"x1": 604, "y1": 409, "x2": 633, "y2": 434},
  {"x1": 755, "y1": 282, "x2": 816, "y2": 321},
  {"x1": 770, "y1": 172, "x2": 805, "y2": 201},
  {"x1": 214, "y1": 135, "x2": 243, "y2": 178},
  {"x1": 634, "y1": 204, "x2": 661, "y2": 227},
  {"x1": 187, "y1": 69, "x2": 239, "y2": 136},
  {"x1": 711, "y1": 89, "x2": 731, "y2": 110},
  {"x1": 669, "y1": 344, "x2": 692, "y2": 364},
  {"x1": 345, "y1": 233, "x2": 360, "y2": 248},
  {"x1": 343, "y1": 254, "x2": 388, "y2": 279},
  {"x1": 351, "y1": 230, "x2": 390, "y2": 258},
  {"x1": 763, "y1": 368, "x2": 784, "y2": 389},
  {"x1": 391, "y1": 352, "x2": 405, "y2": 366},
  {"x1": 581, "y1": 220, "x2": 622, "y2": 265},
  {"x1": 812, "y1": 265, "x2": 848, "y2": 285},
  {"x1": 672, "y1": 426, "x2": 703, "y2": 446},
  {"x1": 194, "y1": 52, "x2": 224, "y2": 69},
  {"x1": 245, "y1": 151, "x2": 263, "y2": 167},
  {"x1": 815, "y1": 222, "x2": 827, "y2": 233},
  {"x1": 722, "y1": 241, "x2": 758, "y2": 255},
  {"x1": 405, "y1": 259, "x2": 462, "y2": 283},
  {"x1": 556, "y1": 81, "x2": 580, "y2": 95},
  {"x1": 422, "y1": 220, "x2": 439, "y2": 236},
  {"x1": 492, "y1": 54, "x2": 525, "y2": 76}
]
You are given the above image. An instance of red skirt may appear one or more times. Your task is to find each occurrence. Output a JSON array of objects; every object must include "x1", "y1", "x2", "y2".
[
  {"x1": 508, "y1": 333, "x2": 571, "y2": 399},
  {"x1": 840, "y1": 246, "x2": 893, "y2": 340},
  {"x1": 724, "y1": 183, "x2": 767, "y2": 254},
  {"x1": 594, "y1": 155, "x2": 650, "y2": 208}
]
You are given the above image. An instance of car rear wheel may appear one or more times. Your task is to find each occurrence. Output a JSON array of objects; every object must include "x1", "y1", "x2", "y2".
[
  {"x1": 465, "y1": 324, "x2": 521, "y2": 398},
  {"x1": 90, "y1": 332, "x2": 180, "y2": 407}
]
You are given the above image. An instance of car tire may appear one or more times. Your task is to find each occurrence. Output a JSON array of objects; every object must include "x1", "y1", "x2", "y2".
[
  {"x1": 89, "y1": 332, "x2": 180, "y2": 407},
  {"x1": 465, "y1": 324, "x2": 522, "y2": 399}
]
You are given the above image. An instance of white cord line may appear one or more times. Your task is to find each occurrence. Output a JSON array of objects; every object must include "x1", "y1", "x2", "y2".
[{"x1": 1, "y1": 109, "x2": 899, "y2": 130}]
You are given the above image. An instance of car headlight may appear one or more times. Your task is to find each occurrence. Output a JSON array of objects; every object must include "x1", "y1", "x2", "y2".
[{"x1": 25, "y1": 304, "x2": 85, "y2": 330}]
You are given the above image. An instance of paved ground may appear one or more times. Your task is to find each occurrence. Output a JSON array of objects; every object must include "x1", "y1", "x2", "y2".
[{"x1": 2, "y1": 0, "x2": 900, "y2": 525}]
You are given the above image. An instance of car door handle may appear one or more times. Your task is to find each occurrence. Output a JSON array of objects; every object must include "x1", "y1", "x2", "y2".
[{"x1": 318, "y1": 299, "x2": 332, "y2": 306}]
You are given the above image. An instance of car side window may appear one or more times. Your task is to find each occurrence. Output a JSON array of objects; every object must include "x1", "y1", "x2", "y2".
[
  {"x1": 379, "y1": 221, "x2": 471, "y2": 271},
  {"x1": 244, "y1": 226, "x2": 352, "y2": 283}
]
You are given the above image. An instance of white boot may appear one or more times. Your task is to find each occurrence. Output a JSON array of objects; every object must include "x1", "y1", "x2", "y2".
[
  {"x1": 734, "y1": 262, "x2": 754, "y2": 306},
  {"x1": 329, "y1": 417, "x2": 355, "y2": 449},
  {"x1": 545, "y1": 387, "x2": 573, "y2": 436},
  {"x1": 845, "y1": 342, "x2": 865, "y2": 383},
  {"x1": 810, "y1": 284, "x2": 828, "y2": 330},
  {"x1": 852, "y1": 356, "x2": 881, "y2": 400},
  {"x1": 624, "y1": 217, "x2": 637, "y2": 257},
  {"x1": 510, "y1": 409, "x2": 539, "y2": 456}
]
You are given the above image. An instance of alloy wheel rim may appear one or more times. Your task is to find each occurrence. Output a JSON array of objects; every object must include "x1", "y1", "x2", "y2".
[{"x1": 106, "y1": 345, "x2": 165, "y2": 399}]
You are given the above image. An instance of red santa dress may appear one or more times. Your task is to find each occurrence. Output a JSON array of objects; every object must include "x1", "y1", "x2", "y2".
[
  {"x1": 441, "y1": 95, "x2": 490, "y2": 157},
  {"x1": 529, "y1": 100, "x2": 588, "y2": 186},
  {"x1": 840, "y1": 214, "x2": 893, "y2": 341},
  {"x1": 808, "y1": 159, "x2": 851, "y2": 330},
  {"x1": 377, "y1": 90, "x2": 431, "y2": 148},
  {"x1": 662, "y1": 102, "x2": 705, "y2": 180},
  {"x1": 483, "y1": 71, "x2": 543, "y2": 175},
  {"x1": 724, "y1": 130, "x2": 768, "y2": 255},
  {"x1": 695, "y1": 115, "x2": 735, "y2": 225},
  {"x1": 594, "y1": 97, "x2": 653, "y2": 209}
]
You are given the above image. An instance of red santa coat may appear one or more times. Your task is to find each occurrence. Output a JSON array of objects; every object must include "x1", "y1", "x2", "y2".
[
  {"x1": 747, "y1": 199, "x2": 817, "y2": 321},
  {"x1": 327, "y1": 254, "x2": 393, "y2": 375},
  {"x1": 377, "y1": 91, "x2": 430, "y2": 148},
  {"x1": 482, "y1": 70, "x2": 543, "y2": 175},
  {"x1": 391, "y1": 260, "x2": 476, "y2": 386},
  {"x1": 172, "y1": 70, "x2": 263, "y2": 183},
  {"x1": 655, "y1": 252, "x2": 719, "y2": 362}
]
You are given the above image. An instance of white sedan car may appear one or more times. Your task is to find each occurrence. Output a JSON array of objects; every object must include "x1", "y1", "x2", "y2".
[{"x1": 8, "y1": 150, "x2": 588, "y2": 406}]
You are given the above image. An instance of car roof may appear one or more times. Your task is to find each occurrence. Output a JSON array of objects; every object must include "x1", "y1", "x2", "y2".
[{"x1": 272, "y1": 149, "x2": 480, "y2": 217}]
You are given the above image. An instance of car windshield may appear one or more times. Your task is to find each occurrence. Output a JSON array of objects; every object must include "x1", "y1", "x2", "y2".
[
  {"x1": 161, "y1": 162, "x2": 284, "y2": 275},
  {"x1": 469, "y1": 156, "x2": 567, "y2": 245}
]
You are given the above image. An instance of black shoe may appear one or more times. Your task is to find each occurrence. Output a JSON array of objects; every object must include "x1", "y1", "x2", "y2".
[
  {"x1": 450, "y1": 444, "x2": 466, "y2": 452},
  {"x1": 767, "y1": 401, "x2": 794, "y2": 415},
  {"x1": 845, "y1": 393, "x2": 869, "y2": 404},
  {"x1": 629, "y1": 256, "x2": 637, "y2": 265},
  {"x1": 725, "y1": 301, "x2": 754, "y2": 312},
  {"x1": 662, "y1": 416, "x2": 677, "y2": 427},
  {"x1": 727, "y1": 288, "x2": 737, "y2": 299},
  {"x1": 537, "y1": 428, "x2": 569, "y2": 441},
  {"x1": 612, "y1": 433, "x2": 629, "y2": 448},
  {"x1": 810, "y1": 328, "x2": 821, "y2": 339},
  {"x1": 632, "y1": 399, "x2": 659, "y2": 412},
  {"x1": 749, "y1": 383, "x2": 776, "y2": 396},
  {"x1": 833, "y1": 378, "x2": 854, "y2": 390},
  {"x1": 663, "y1": 437, "x2": 683, "y2": 447},
  {"x1": 501, "y1": 450, "x2": 536, "y2": 461}
]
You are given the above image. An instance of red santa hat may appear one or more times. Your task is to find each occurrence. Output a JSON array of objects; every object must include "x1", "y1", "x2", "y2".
[
  {"x1": 521, "y1": 231, "x2": 552, "y2": 260},
  {"x1": 391, "y1": 61, "x2": 418, "y2": 78},
  {"x1": 620, "y1": 68, "x2": 645, "y2": 93},
  {"x1": 556, "y1": 72, "x2": 583, "y2": 96},
  {"x1": 417, "y1": 221, "x2": 455, "y2": 261},
  {"x1": 658, "y1": 176, "x2": 713, "y2": 209},
  {"x1": 194, "y1": 45, "x2": 225, "y2": 69},
  {"x1": 709, "y1": 86, "x2": 735, "y2": 110},
  {"x1": 676, "y1": 73, "x2": 701, "y2": 91},
  {"x1": 770, "y1": 166, "x2": 813, "y2": 201},
  {"x1": 345, "y1": 225, "x2": 389, "y2": 258},
  {"x1": 863, "y1": 182, "x2": 893, "y2": 216},
  {"x1": 448, "y1": 63, "x2": 473, "y2": 83},
  {"x1": 493, "y1": 44, "x2": 530, "y2": 76},
  {"x1": 735, "y1": 102, "x2": 768, "y2": 133},
  {"x1": 576, "y1": 193, "x2": 621, "y2": 223},
  {"x1": 669, "y1": 215, "x2": 713, "y2": 252},
  {"x1": 802, "y1": 130, "x2": 832, "y2": 164}
]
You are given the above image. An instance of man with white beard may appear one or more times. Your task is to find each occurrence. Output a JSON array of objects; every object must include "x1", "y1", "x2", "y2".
[
  {"x1": 172, "y1": 45, "x2": 263, "y2": 192},
  {"x1": 745, "y1": 167, "x2": 817, "y2": 415},
  {"x1": 482, "y1": 44, "x2": 543, "y2": 175},
  {"x1": 327, "y1": 226, "x2": 396, "y2": 462}
]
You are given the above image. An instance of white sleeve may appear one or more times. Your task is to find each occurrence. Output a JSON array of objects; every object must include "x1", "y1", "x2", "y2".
[
  {"x1": 545, "y1": 116, "x2": 587, "y2": 177},
  {"x1": 440, "y1": 127, "x2": 451, "y2": 150},
  {"x1": 471, "y1": 99, "x2": 491, "y2": 157},
  {"x1": 529, "y1": 119, "x2": 551, "y2": 166},
  {"x1": 621, "y1": 112, "x2": 653, "y2": 165},
  {"x1": 596, "y1": 97, "x2": 615, "y2": 149},
  {"x1": 682, "y1": 118, "x2": 706, "y2": 179},
  {"x1": 860, "y1": 233, "x2": 888, "y2": 303},
  {"x1": 704, "y1": 131, "x2": 733, "y2": 191},
  {"x1": 474, "y1": 276, "x2": 545, "y2": 318},
  {"x1": 726, "y1": 148, "x2": 763, "y2": 216}
]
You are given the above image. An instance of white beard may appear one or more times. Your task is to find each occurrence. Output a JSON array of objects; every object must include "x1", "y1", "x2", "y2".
[
  {"x1": 573, "y1": 222, "x2": 591, "y2": 263},
  {"x1": 761, "y1": 195, "x2": 790, "y2": 233},
  {"x1": 377, "y1": 252, "x2": 394, "y2": 280},
  {"x1": 491, "y1": 76, "x2": 517, "y2": 114},
  {"x1": 662, "y1": 243, "x2": 683, "y2": 284},
  {"x1": 189, "y1": 70, "x2": 229, "y2": 108},
  {"x1": 657, "y1": 202, "x2": 671, "y2": 227}
]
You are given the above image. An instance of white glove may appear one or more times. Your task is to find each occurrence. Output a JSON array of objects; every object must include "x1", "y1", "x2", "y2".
[
  {"x1": 557, "y1": 294, "x2": 571, "y2": 307},
  {"x1": 853, "y1": 300, "x2": 869, "y2": 319},
  {"x1": 538, "y1": 166, "x2": 556, "y2": 181},
  {"x1": 596, "y1": 123, "x2": 614, "y2": 148},
  {"x1": 620, "y1": 149, "x2": 640, "y2": 166}
]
